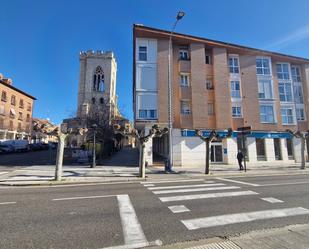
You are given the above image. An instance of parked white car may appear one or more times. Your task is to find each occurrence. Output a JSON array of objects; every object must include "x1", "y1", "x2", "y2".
[{"x1": 1, "y1": 140, "x2": 30, "y2": 152}]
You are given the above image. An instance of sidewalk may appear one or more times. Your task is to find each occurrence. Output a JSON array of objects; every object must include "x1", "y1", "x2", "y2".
[
  {"x1": 0, "y1": 162, "x2": 309, "y2": 186},
  {"x1": 151, "y1": 223, "x2": 309, "y2": 249}
]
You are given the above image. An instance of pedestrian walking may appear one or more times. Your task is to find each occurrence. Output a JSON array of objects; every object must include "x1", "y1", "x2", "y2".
[{"x1": 237, "y1": 150, "x2": 244, "y2": 170}]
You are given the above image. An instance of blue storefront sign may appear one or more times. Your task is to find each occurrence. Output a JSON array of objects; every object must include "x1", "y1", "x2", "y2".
[{"x1": 181, "y1": 130, "x2": 293, "y2": 139}]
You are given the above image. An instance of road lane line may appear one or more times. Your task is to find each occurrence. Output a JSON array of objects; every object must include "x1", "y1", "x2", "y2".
[
  {"x1": 261, "y1": 197, "x2": 284, "y2": 203},
  {"x1": 52, "y1": 195, "x2": 116, "y2": 201},
  {"x1": 216, "y1": 177, "x2": 260, "y2": 186},
  {"x1": 181, "y1": 207, "x2": 309, "y2": 230},
  {"x1": 143, "y1": 184, "x2": 155, "y2": 187},
  {"x1": 148, "y1": 182, "x2": 221, "y2": 190},
  {"x1": 117, "y1": 194, "x2": 148, "y2": 246},
  {"x1": 159, "y1": 190, "x2": 258, "y2": 202},
  {"x1": 168, "y1": 205, "x2": 190, "y2": 213},
  {"x1": 141, "y1": 179, "x2": 205, "y2": 184},
  {"x1": 153, "y1": 186, "x2": 240, "y2": 195},
  {"x1": 0, "y1": 202, "x2": 16, "y2": 205}
]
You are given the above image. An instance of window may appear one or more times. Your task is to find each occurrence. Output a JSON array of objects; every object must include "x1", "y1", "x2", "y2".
[
  {"x1": 232, "y1": 106, "x2": 242, "y2": 117},
  {"x1": 138, "y1": 110, "x2": 157, "y2": 119},
  {"x1": 26, "y1": 113, "x2": 30, "y2": 122},
  {"x1": 276, "y1": 63, "x2": 290, "y2": 80},
  {"x1": 9, "y1": 120, "x2": 13, "y2": 130},
  {"x1": 294, "y1": 85, "x2": 304, "y2": 104},
  {"x1": 100, "y1": 98, "x2": 104, "y2": 104},
  {"x1": 27, "y1": 103, "x2": 31, "y2": 112},
  {"x1": 229, "y1": 57, "x2": 239, "y2": 74},
  {"x1": 0, "y1": 105, "x2": 4, "y2": 115},
  {"x1": 11, "y1": 95, "x2": 16, "y2": 105},
  {"x1": 256, "y1": 58, "x2": 271, "y2": 75},
  {"x1": 279, "y1": 82, "x2": 293, "y2": 102},
  {"x1": 19, "y1": 99, "x2": 24, "y2": 108},
  {"x1": 208, "y1": 103, "x2": 214, "y2": 115},
  {"x1": 138, "y1": 46, "x2": 147, "y2": 61},
  {"x1": 286, "y1": 138, "x2": 294, "y2": 159},
  {"x1": 180, "y1": 73, "x2": 190, "y2": 87},
  {"x1": 10, "y1": 108, "x2": 16, "y2": 119},
  {"x1": 206, "y1": 79, "x2": 213, "y2": 90},
  {"x1": 291, "y1": 66, "x2": 301, "y2": 82},
  {"x1": 296, "y1": 108, "x2": 305, "y2": 121},
  {"x1": 260, "y1": 105, "x2": 275, "y2": 123},
  {"x1": 230, "y1": 81, "x2": 241, "y2": 98},
  {"x1": 179, "y1": 48, "x2": 189, "y2": 60},
  {"x1": 1, "y1": 91, "x2": 7, "y2": 102},
  {"x1": 205, "y1": 49, "x2": 212, "y2": 64},
  {"x1": 18, "y1": 122, "x2": 22, "y2": 131},
  {"x1": 18, "y1": 112, "x2": 23, "y2": 120},
  {"x1": 281, "y1": 107, "x2": 294, "y2": 124},
  {"x1": 93, "y1": 66, "x2": 105, "y2": 92},
  {"x1": 258, "y1": 80, "x2": 273, "y2": 99},
  {"x1": 92, "y1": 97, "x2": 96, "y2": 104},
  {"x1": 181, "y1": 101, "x2": 191, "y2": 114}
]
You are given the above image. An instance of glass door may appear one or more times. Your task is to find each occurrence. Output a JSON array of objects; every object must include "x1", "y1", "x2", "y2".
[{"x1": 210, "y1": 143, "x2": 223, "y2": 162}]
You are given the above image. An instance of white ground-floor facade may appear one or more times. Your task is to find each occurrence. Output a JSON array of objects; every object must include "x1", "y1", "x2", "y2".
[
  {"x1": 143, "y1": 128, "x2": 305, "y2": 167},
  {"x1": 0, "y1": 129, "x2": 30, "y2": 141}
]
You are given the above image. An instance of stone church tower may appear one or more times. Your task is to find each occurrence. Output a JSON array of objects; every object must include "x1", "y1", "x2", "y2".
[{"x1": 77, "y1": 50, "x2": 118, "y2": 126}]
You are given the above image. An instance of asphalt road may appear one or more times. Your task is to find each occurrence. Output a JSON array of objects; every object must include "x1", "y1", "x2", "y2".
[{"x1": 1, "y1": 173, "x2": 309, "y2": 249}]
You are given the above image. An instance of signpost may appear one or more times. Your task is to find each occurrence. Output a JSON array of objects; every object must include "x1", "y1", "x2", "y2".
[{"x1": 237, "y1": 126, "x2": 252, "y2": 172}]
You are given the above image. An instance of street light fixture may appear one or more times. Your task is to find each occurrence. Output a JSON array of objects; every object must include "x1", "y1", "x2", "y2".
[
  {"x1": 167, "y1": 11, "x2": 185, "y2": 172},
  {"x1": 91, "y1": 124, "x2": 97, "y2": 168}
]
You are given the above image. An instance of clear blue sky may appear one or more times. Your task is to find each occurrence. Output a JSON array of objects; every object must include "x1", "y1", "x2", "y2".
[{"x1": 1, "y1": 0, "x2": 309, "y2": 124}]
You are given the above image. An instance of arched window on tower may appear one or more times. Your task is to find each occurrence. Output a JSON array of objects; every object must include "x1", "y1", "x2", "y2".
[{"x1": 93, "y1": 66, "x2": 105, "y2": 92}]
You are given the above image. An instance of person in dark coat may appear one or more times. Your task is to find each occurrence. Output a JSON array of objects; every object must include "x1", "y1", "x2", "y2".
[{"x1": 237, "y1": 150, "x2": 244, "y2": 170}]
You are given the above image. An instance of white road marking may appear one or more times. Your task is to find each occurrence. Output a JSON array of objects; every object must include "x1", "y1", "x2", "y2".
[
  {"x1": 141, "y1": 179, "x2": 205, "y2": 184},
  {"x1": 159, "y1": 191, "x2": 258, "y2": 202},
  {"x1": 52, "y1": 195, "x2": 116, "y2": 201},
  {"x1": 0, "y1": 202, "x2": 16, "y2": 205},
  {"x1": 168, "y1": 205, "x2": 190, "y2": 213},
  {"x1": 0, "y1": 172, "x2": 8, "y2": 175},
  {"x1": 148, "y1": 182, "x2": 221, "y2": 190},
  {"x1": 216, "y1": 177, "x2": 260, "y2": 186},
  {"x1": 143, "y1": 184, "x2": 155, "y2": 187},
  {"x1": 117, "y1": 194, "x2": 148, "y2": 246},
  {"x1": 259, "y1": 181, "x2": 309, "y2": 187},
  {"x1": 153, "y1": 186, "x2": 240, "y2": 195},
  {"x1": 101, "y1": 240, "x2": 162, "y2": 249},
  {"x1": 261, "y1": 197, "x2": 284, "y2": 203},
  {"x1": 181, "y1": 207, "x2": 309, "y2": 230}
]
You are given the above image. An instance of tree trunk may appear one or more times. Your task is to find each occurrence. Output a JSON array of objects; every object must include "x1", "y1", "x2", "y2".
[
  {"x1": 139, "y1": 143, "x2": 146, "y2": 178},
  {"x1": 301, "y1": 136, "x2": 306, "y2": 170},
  {"x1": 55, "y1": 133, "x2": 66, "y2": 181},
  {"x1": 205, "y1": 139, "x2": 210, "y2": 174}
]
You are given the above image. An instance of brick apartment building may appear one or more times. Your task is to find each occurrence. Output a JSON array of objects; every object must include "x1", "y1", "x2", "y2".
[
  {"x1": 0, "y1": 73, "x2": 36, "y2": 141},
  {"x1": 133, "y1": 24, "x2": 309, "y2": 167}
]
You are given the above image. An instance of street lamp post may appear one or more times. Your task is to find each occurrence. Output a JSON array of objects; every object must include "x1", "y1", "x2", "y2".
[
  {"x1": 167, "y1": 11, "x2": 185, "y2": 172},
  {"x1": 91, "y1": 124, "x2": 97, "y2": 168}
]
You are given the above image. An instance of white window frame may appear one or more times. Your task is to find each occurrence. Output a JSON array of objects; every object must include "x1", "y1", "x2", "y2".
[
  {"x1": 180, "y1": 73, "x2": 190, "y2": 87},
  {"x1": 258, "y1": 79, "x2": 273, "y2": 100},
  {"x1": 206, "y1": 79, "x2": 213, "y2": 90},
  {"x1": 229, "y1": 56, "x2": 239, "y2": 74},
  {"x1": 259, "y1": 104, "x2": 276, "y2": 124},
  {"x1": 296, "y1": 107, "x2": 306, "y2": 121},
  {"x1": 138, "y1": 109, "x2": 157, "y2": 120},
  {"x1": 179, "y1": 48, "x2": 190, "y2": 60},
  {"x1": 232, "y1": 105, "x2": 242, "y2": 118},
  {"x1": 256, "y1": 57, "x2": 272, "y2": 76},
  {"x1": 138, "y1": 46, "x2": 147, "y2": 61},
  {"x1": 276, "y1": 63, "x2": 290, "y2": 80},
  {"x1": 181, "y1": 100, "x2": 191, "y2": 115},
  {"x1": 230, "y1": 80, "x2": 241, "y2": 99},
  {"x1": 291, "y1": 65, "x2": 302, "y2": 82},
  {"x1": 293, "y1": 83, "x2": 304, "y2": 104},
  {"x1": 280, "y1": 106, "x2": 296, "y2": 125},
  {"x1": 279, "y1": 82, "x2": 293, "y2": 102}
]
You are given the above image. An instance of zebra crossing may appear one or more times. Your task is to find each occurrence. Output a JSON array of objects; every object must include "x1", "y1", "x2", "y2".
[{"x1": 141, "y1": 178, "x2": 309, "y2": 230}]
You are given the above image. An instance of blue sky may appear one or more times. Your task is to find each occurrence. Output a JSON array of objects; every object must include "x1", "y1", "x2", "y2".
[{"x1": 1, "y1": 0, "x2": 309, "y2": 124}]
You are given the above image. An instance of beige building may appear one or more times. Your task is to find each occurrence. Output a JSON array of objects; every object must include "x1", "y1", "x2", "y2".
[
  {"x1": 0, "y1": 73, "x2": 36, "y2": 141},
  {"x1": 31, "y1": 118, "x2": 58, "y2": 143},
  {"x1": 64, "y1": 50, "x2": 120, "y2": 147},
  {"x1": 133, "y1": 25, "x2": 309, "y2": 167}
]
